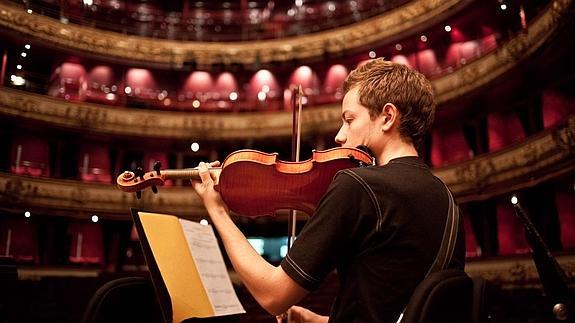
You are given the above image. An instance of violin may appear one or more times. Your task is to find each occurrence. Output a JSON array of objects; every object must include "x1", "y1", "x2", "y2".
[{"x1": 117, "y1": 147, "x2": 373, "y2": 217}]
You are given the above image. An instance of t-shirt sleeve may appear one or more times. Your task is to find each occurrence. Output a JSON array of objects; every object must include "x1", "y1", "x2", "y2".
[{"x1": 280, "y1": 170, "x2": 372, "y2": 291}]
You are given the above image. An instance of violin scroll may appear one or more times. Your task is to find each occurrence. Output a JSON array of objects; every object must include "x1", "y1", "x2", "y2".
[{"x1": 117, "y1": 166, "x2": 168, "y2": 199}]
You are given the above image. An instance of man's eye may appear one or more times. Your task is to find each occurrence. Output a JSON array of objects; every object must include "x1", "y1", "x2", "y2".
[{"x1": 345, "y1": 119, "x2": 353, "y2": 124}]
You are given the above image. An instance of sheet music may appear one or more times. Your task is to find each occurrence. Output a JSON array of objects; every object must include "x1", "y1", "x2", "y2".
[{"x1": 179, "y1": 219, "x2": 245, "y2": 316}]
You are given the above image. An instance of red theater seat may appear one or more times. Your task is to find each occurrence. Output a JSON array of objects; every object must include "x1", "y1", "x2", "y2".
[
  {"x1": 68, "y1": 222, "x2": 104, "y2": 265},
  {"x1": 0, "y1": 218, "x2": 38, "y2": 263},
  {"x1": 78, "y1": 146, "x2": 112, "y2": 183},
  {"x1": 488, "y1": 111, "x2": 526, "y2": 152},
  {"x1": 430, "y1": 126, "x2": 472, "y2": 167},
  {"x1": 542, "y1": 89, "x2": 575, "y2": 128},
  {"x1": 463, "y1": 212, "x2": 481, "y2": 258},
  {"x1": 10, "y1": 135, "x2": 50, "y2": 177},
  {"x1": 496, "y1": 201, "x2": 530, "y2": 256},
  {"x1": 556, "y1": 191, "x2": 575, "y2": 250}
]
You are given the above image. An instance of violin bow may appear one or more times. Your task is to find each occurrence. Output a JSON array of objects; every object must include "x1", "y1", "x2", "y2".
[
  {"x1": 282, "y1": 85, "x2": 304, "y2": 323},
  {"x1": 288, "y1": 85, "x2": 304, "y2": 248}
]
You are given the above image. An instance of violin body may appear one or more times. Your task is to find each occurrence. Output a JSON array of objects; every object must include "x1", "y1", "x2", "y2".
[
  {"x1": 117, "y1": 147, "x2": 373, "y2": 217},
  {"x1": 219, "y1": 147, "x2": 372, "y2": 216}
]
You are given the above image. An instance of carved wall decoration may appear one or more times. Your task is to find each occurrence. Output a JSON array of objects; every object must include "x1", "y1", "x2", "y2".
[
  {"x1": 0, "y1": 87, "x2": 341, "y2": 139},
  {"x1": 0, "y1": 0, "x2": 572, "y2": 139},
  {"x1": 0, "y1": 0, "x2": 469, "y2": 65},
  {"x1": 1, "y1": 116, "x2": 572, "y2": 218},
  {"x1": 433, "y1": 0, "x2": 574, "y2": 103},
  {"x1": 465, "y1": 254, "x2": 575, "y2": 287},
  {"x1": 436, "y1": 115, "x2": 575, "y2": 202}
]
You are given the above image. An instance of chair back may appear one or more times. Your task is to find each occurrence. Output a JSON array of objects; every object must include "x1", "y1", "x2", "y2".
[
  {"x1": 400, "y1": 269, "x2": 473, "y2": 323},
  {"x1": 81, "y1": 276, "x2": 165, "y2": 323},
  {"x1": 0, "y1": 257, "x2": 18, "y2": 323}
]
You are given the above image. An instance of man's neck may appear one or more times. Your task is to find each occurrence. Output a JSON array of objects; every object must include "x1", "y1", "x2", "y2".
[{"x1": 377, "y1": 141, "x2": 418, "y2": 166}]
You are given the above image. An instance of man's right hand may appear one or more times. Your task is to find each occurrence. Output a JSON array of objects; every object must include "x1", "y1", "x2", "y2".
[{"x1": 276, "y1": 306, "x2": 329, "y2": 323}]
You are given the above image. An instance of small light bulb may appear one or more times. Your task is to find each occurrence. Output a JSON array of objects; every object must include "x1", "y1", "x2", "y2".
[
  {"x1": 92, "y1": 215, "x2": 99, "y2": 222},
  {"x1": 511, "y1": 195, "x2": 518, "y2": 205},
  {"x1": 444, "y1": 25, "x2": 452, "y2": 32},
  {"x1": 200, "y1": 219, "x2": 209, "y2": 226},
  {"x1": 24, "y1": 211, "x2": 31, "y2": 218},
  {"x1": 191, "y1": 142, "x2": 200, "y2": 152}
]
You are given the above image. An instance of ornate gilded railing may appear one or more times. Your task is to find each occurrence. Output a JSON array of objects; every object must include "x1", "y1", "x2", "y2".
[
  {"x1": 438, "y1": 115, "x2": 575, "y2": 203},
  {"x1": 466, "y1": 254, "x2": 575, "y2": 289},
  {"x1": 0, "y1": 0, "x2": 471, "y2": 66},
  {"x1": 0, "y1": 0, "x2": 573, "y2": 139},
  {"x1": 1, "y1": 115, "x2": 573, "y2": 219},
  {"x1": 434, "y1": 0, "x2": 574, "y2": 102},
  {"x1": 0, "y1": 87, "x2": 339, "y2": 140}
]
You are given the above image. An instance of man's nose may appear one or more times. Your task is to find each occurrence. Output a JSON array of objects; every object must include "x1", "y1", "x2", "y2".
[{"x1": 335, "y1": 129, "x2": 346, "y2": 145}]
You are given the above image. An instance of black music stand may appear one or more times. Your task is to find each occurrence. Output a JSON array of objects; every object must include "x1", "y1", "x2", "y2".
[{"x1": 512, "y1": 201, "x2": 574, "y2": 321}]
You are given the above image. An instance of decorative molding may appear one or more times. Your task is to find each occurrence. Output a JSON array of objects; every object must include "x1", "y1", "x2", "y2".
[
  {"x1": 465, "y1": 254, "x2": 575, "y2": 288},
  {"x1": 0, "y1": 87, "x2": 340, "y2": 140},
  {"x1": 435, "y1": 115, "x2": 575, "y2": 203},
  {"x1": 0, "y1": 0, "x2": 572, "y2": 139},
  {"x1": 433, "y1": 0, "x2": 574, "y2": 103},
  {"x1": 0, "y1": 173, "x2": 208, "y2": 219},
  {"x1": 1, "y1": 116, "x2": 572, "y2": 217},
  {"x1": 0, "y1": 0, "x2": 469, "y2": 66}
]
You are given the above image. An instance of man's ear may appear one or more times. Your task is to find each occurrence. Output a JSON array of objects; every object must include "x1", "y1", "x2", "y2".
[{"x1": 381, "y1": 103, "x2": 398, "y2": 132}]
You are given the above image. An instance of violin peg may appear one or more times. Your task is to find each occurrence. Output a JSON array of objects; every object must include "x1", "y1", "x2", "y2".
[
  {"x1": 153, "y1": 161, "x2": 162, "y2": 175},
  {"x1": 136, "y1": 191, "x2": 142, "y2": 199},
  {"x1": 151, "y1": 185, "x2": 158, "y2": 194},
  {"x1": 135, "y1": 166, "x2": 144, "y2": 180}
]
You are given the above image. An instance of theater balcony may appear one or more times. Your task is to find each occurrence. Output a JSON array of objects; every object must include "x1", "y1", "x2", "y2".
[{"x1": 0, "y1": 0, "x2": 574, "y2": 321}]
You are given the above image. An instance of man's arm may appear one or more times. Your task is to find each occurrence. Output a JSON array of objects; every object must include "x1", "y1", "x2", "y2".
[{"x1": 192, "y1": 162, "x2": 309, "y2": 315}]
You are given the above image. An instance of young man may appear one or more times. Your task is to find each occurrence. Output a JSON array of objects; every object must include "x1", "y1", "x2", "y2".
[{"x1": 192, "y1": 58, "x2": 465, "y2": 323}]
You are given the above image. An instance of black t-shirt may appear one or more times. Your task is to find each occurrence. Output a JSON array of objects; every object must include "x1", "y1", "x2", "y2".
[{"x1": 280, "y1": 156, "x2": 465, "y2": 323}]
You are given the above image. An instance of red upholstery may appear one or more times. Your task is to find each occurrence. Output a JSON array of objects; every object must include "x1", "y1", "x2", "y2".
[
  {"x1": 49, "y1": 62, "x2": 87, "y2": 101},
  {"x1": 68, "y1": 222, "x2": 104, "y2": 265},
  {"x1": 10, "y1": 135, "x2": 50, "y2": 177},
  {"x1": 78, "y1": 146, "x2": 112, "y2": 183},
  {"x1": 0, "y1": 218, "x2": 38, "y2": 263},
  {"x1": 416, "y1": 49, "x2": 440, "y2": 76},
  {"x1": 488, "y1": 111, "x2": 526, "y2": 152},
  {"x1": 463, "y1": 212, "x2": 481, "y2": 258},
  {"x1": 556, "y1": 191, "x2": 575, "y2": 250},
  {"x1": 542, "y1": 89, "x2": 575, "y2": 128},
  {"x1": 430, "y1": 126, "x2": 472, "y2": 167},
  {"x1": 496, "y1": 202, "x2": 530, "y2": 255},
  {"x1": 86, "y1": 65, "x2": 119, "y2": 105}
]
